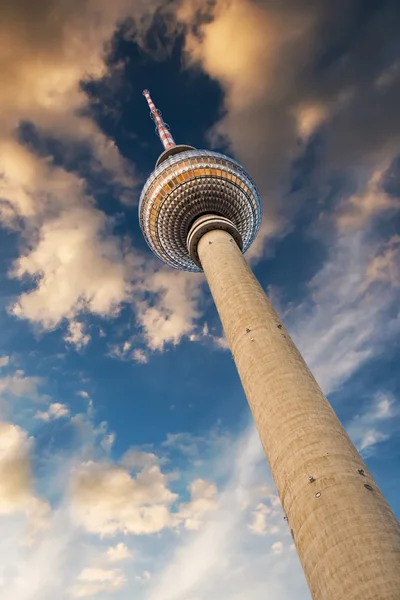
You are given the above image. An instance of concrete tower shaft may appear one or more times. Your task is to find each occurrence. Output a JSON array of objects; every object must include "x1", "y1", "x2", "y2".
[
  {"x1": 197, "y1": 228, "x2": 400, "y2": 600},
  {"x1": 139, "y1": 90, "x2": 400, "y2": 599}
]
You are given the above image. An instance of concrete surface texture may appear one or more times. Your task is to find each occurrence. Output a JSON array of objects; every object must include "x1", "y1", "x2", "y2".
[{"x1": 197, "y1": 228, "x2": 400, "y2": 600}]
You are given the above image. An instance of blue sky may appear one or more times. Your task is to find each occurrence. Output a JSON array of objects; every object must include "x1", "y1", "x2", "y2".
[{"x1": 0, "y1": 0, "x2": 399, "y2": 598}]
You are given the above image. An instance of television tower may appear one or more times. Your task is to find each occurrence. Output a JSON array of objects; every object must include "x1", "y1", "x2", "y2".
[{"x1": 139, "y1": 90, "x2": 400, "y2": 600}]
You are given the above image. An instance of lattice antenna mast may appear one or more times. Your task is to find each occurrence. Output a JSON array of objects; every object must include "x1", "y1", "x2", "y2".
[{"x1": 143, "y1": 90, "x2": 176, "y2": 151}]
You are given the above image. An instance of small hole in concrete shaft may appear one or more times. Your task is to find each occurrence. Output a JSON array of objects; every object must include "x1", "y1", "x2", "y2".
[
  {"x1": 364, "y1": 484, "x2": 374, "y2": 491},
  {"x1": 315, "y1": 492, "x2": 321, "y2": 498}
]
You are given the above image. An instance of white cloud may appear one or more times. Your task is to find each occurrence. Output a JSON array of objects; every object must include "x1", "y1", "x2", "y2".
[
  {"x1": 271, "y1": 541, "x2": 284, "y2": 555},
  {"x1": 347, "y1": 394, "x2": 397, "y2": 456},
  {"x1": 364, "y1": 235, "x2": 400, "y2": 289},
  {"x1": 278, "y1": 163, "x2": 400, "y2": 397},
  {"x1": 162, "y1": 432, "x2": 206, "y2": 457},
  {"x1": 189, "y1": 323, "x2": 230, "y2": 351},
  {"x1": 179, "y1": 479, "x2": 218, "y2": 531},
  {"x1": 0, "y1": 0, "x2": 201, "y2": 358},
  {"x1": 0, "y1": 421, "x2": 49, "y2": 530},
  {"x1": 106, "y1": 543, "x2": 133, "y2": 563},
  {"x1": 0, "y1": 370, "x2": 42, "y2": 399},
  {"x1": 70, "y1": 462, "x2": 178, "y2": 536},
  {"x1": 65, "y1": 322, "x2": 91, "y2": 349},
  {"x1": 10, "y1": 206, "x2": 134, "y2": 332},
  {"x1": 133, "y1": 349, "x2": 149, "y2": 364},
  {"x1": 335, "y1": 165, "x2": 399, "y2": 231},
  {"x1": 288, "y1": 233, "x2": 400, "y2": 394},
  {"x1": 0, "y1": 356, "x2": 10, "y2": 368},
  {"x1": 120, "y1": 451, "x2": 158, "y2": 471},
  {"x1": 35, "y1": 403, "x2": 70, "y2": 422},
  {"x1": 136, "y1": 570, "x2": 152, "y2": 583},
  {"x1": 73, "y1": 567, "x2": 127, "y2": 598},
  {"x1": 134, "y1": 268, "x2": 203, "y2": 351},
  {"x1": 147, "y1": 427, "x2": 307, "y2": 600},
  {"x1": 100, "y1": 433, "x2": 116, "y2": 454},
  {"x1": 9, "y1": 206, "x2": 206, "y2": 356},
  {"x1": 248, "y1": 503, "x2": 271, "y2": 536}
]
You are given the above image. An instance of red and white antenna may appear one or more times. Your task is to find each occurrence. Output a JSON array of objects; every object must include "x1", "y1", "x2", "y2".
[{"x1": 143, "y1": 90, "x2": 176, "y2": 151}]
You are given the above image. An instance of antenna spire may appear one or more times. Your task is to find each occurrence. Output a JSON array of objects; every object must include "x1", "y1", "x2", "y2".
[{"x1": 143, "y1": 90, "x2": 176, "y2": 151}]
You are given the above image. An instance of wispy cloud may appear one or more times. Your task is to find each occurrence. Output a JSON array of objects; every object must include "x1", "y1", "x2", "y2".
[
  {"x1": 347, "y1": 393, "x2": 398, "y2": 457},
  {"x1": 288, "y1": 212, "x2": 400, "y2": 395},
  {"x1": 72, "y1": 567, "x2": 127, "y2": 598},
  {"x1": 0, "y1": 421, "x2": 49, "y2": 531},
  {"x1": 0, "y1": 370, "x2": 43, "y2": 400},
  {"x1": 35, "y1": 403, "x2": 70, "y2": 422},
  {"x1": 0, "y1": 356, "x2": 10, "y2": 368},
  {"x1": 147, "y1": 427, "x2": 307, "y2": 600}
]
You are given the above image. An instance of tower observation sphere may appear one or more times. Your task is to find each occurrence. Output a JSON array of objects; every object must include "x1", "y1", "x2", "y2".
[
  {"x1": 139, "y1": 148, "x2": 262, "y2": 271},
  {"x1": 139, "y1": 90, "x2": 400, "y2": 600}
]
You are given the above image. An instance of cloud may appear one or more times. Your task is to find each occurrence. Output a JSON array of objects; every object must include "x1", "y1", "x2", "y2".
[
  {"x1": 136, "y1": 570, "x2": 152, "y2": 583},
  {"x1": 364, "y1": 235, "x2": 400, "y2": 289},
  {"x1": 106, "y1": 543, "x2": 133, "y2": 563},
  {"x1": 10, "y1": 206, "x2": 134, "y2": 334},
  {"x1": 0, "y1": 357, "x2": 10, "y2": 368},
  {"x1": 347, "y1": 393, "x2": 398, "y2": 457},
  {"x1": 189, "y1": 323, "x2": 230, "y2": 351},
  {"x1": 132, "y1": 349, "x2": 149, "y2": 364},
  {"x1": 248, "y1": 503, "x2": 271, "y2": 536},
  {"x1": 0, "y1": 370, "x2": 42, "y2": 400},
  {"x1": 1, "y1": 0, "x2": 200, "y2": 356},
  {"x1": 120, "y1": 450, "x2": 159, "y2": 471},
  {"x1": 8, "y1": 202, "x2": 204, "y2": 354},
  {"x1": 35, "y1": 403, "x2": 70, "y2": 422},
  {"x1": 176, "y1": 0, "x2": 309, "y2": 242},
  {"x1": 73, "y1": 567, "x2": 127, "y2": 598},
  {"x1": 65, "y1": 322, "x2": 91, "y2": 349},
  {"x1": 0, "y1": 1, "x2": 220, "y2": 359},
  {"x1": 335, "y1": 165, "x2": 400, "y2": 231},
  {"x1": 175, "y1": 0, "x2": 400, "y2": 255},
  {"x1": 162, "y1": 432, "x2": 207, "y2": 457},
  {"x1": 0, "y1": 421, "x2": 49, "y2": 530},
  {"x1": 286, "y1": 167, "x2": 400, "y2": 394},
  {"x1": 295, "y1": 103, "x2": 329, "y2": 140},
  {"x1": 178, "y1": 479, "x2": 218, "y2": 531},
  {"x1": 147, "y1": 427, "x2": 307, "y2": 600},
  {"x1": 70, "y1": 461, "x2": 178, "y2": 536},
  {"x1": 133, "y1": 267, "x2": 203, "y2": 351},
  {"x1": 271, "y1": 541, "x2": 284, "y2": 556},
  {"x1": 0, "y1": 0, "x2": 152, "y2": 190}
]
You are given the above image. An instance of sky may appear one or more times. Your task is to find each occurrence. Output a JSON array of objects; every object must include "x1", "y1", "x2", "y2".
[{"x1": 0, "y1": 0, "x2": 400, "y2": 598}]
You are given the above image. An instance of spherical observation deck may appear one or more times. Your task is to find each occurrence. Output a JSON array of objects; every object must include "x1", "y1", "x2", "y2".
[{"x1": 139, "y1": 149, "x2": 262, "y2": 272}]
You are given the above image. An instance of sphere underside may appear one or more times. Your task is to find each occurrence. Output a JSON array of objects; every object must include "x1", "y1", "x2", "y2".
[{"x1": 139, "y1": 150, "x2": 262, "y2": 271}]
